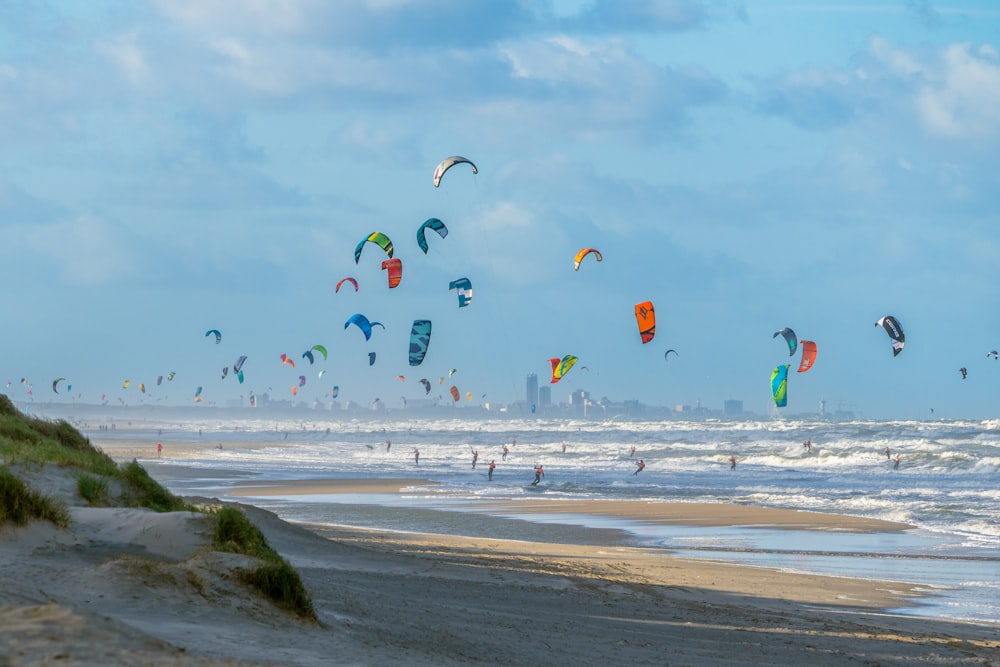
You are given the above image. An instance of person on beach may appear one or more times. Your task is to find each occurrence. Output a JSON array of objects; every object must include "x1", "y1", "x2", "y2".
[
  {"x1": 729, "y1": 455, "x2": 737, "y2": 470},
  {"x1": 502, "y1": 445, "x2": 509, "y2": 461},
  {"x1": 531, "y1": 464, "x2": 544, "y2": 486},
  {"x1": 893, "y1": 454, "x2": 901, "y2": 470},
  {"x1": 885, "y1": 446, "x2": 891, "y2": 459},
  {"x1": 633, "y1": 459, "x2": 645, "y2": 475},
  {"x1": 488, "y1": 460, "x2": 496, "y2": 481},
  {"x1": 472, "y1": 449, "x2": 479, "y2": 469},
  {"x1": 413, "y1": 449, "x2": 420, "y2": 465},
  {"x1": 156, "y1": 442, "x2": 162, "y2": 457}
]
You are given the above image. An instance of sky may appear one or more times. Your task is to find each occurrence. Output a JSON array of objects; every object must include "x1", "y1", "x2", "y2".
[{"x1": 2, "y1": 0, "x2": 1000, "y2": 419}]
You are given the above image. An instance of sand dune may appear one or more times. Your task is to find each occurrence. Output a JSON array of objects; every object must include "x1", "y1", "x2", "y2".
[{"x1": 1, "y1": 465, "x2": 998, "y2": 666}]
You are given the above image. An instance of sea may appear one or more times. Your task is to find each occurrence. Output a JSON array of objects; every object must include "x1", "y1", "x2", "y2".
[{"x1": 84, "y1": 415, "x2": 1000, "y2": 625}]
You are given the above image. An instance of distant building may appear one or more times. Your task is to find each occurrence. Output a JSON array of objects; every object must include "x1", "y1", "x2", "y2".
[
  {"x1": 538, "y1": 385, "x2": 551, "y2": 407},
  {"x1": 723, "y1": 399, "x2": 743, "y2": 417},
  {"x1": 526, "y1": 373, "x2": 538, "y2": 408}
]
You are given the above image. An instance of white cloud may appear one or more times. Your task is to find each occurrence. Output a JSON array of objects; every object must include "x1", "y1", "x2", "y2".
[{"x1": 916, "y1": 42, "x2": 1000, "y2": 138}]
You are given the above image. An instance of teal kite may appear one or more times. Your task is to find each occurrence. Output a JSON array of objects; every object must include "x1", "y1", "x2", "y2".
[
  {"x1": 417, "y1": 218, "x2": 448, "y2": 253},
  {"x1": 409, "y1": 320, "x2": 432, "y2": 366}
]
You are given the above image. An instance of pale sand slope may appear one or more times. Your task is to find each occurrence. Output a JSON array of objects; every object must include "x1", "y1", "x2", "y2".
[{"x1": 0, "y1": 468, "x2": 997, "y2": 666}]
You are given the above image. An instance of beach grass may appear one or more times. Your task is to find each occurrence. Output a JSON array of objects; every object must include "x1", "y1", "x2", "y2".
[
  {"x1": 0, "y1": 468, "x2": 70, "y2": 527},
  {"x1": 76, "y1": 472, "x2": 110, "y2": 506},
  {"x1": 213, "y1": 506, "x2": 317, "y2": 621}
]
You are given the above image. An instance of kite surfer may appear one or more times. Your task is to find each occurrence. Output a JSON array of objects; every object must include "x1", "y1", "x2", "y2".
[
  {"x1": 413, "y1": 449, "x2": 420, "y2": 465},
  {"x1": 630, "y1": 445, "x2": 636, "y2": 458},
  {"x1": 633, "y1": 459, "x2": 645, "y2": 475},
  {"x1": 488, "y1": 460, "x2": 496, "y2": 481},
  {"x1": 386, "y1": 440, "x2": 391, "y2": 452},
  {"x1": 729, "y1": 455, "x2": 737, "y2": 470},
  {"x1": 884, "y1": 446, "x2": 891, "y2": 460},
  {"x1": 893, "y1": 454, "x2": 901, "y2": 470},
  {"x1": 531, "y1": 464, "x2": 544, "y2": 486},
  {"x1": 502, "y1": 444, "x2": 509, "y2": 461},
  {"x1": 471, "y1": 449, "x2": 478, "y2": 469},
  {"x1": 803, "y1": 439, "x2": 811, "y2": 452}
]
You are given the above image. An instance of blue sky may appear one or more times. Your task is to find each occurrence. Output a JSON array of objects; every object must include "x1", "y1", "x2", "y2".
[{"x1": 2, "y1": 0, "x2": 999, "y2": 418}]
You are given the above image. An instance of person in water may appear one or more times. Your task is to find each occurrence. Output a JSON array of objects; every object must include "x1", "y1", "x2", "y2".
[
  {"x1": 729, "y1": 455, "x2": 737, "y2": 470},
  {"x1": 386, "y1": 439, "x2": 391, "y2": 452},
  {"x1": 531, "y1": 464, "x2": 544, "y2": 486},
  {"x1": 803, "y1": 439, "x2": 811, "y2": 452},
  {"x1": 885, "y1": 446, "x2": 891, "y2": 459},
  {"x1": 502, "y1": 445, "x2": 509, "y2": 461},
  {"x1": 488, "y1": 460, "x2": 496, "y2": 481},
  {"x1": 471, "y1": 449, "x2": 478, "y2": 469},
  {"x1": 893, "y1": 454, "x2": 901, "y2": 470},
  {"x1": 633, "y1": 459, "x2": 645, "y2": 475},
  {"x1": 413, "y1": 449, "x2": 420, "y2": 465}
]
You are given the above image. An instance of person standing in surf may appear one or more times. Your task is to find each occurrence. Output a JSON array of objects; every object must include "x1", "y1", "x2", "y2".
[
  {"x1": 531, "y1": 464, "x2": 544, "y2": 486},
  {"x1": 413, "y1": 449, "x2": 419, "y2": 465},
  {"x1": 729, "y1": 455, "x2": 737, "y2": 470},
  {"x1": 488, "y1": 460, "x2": 496, "y2": 481}
]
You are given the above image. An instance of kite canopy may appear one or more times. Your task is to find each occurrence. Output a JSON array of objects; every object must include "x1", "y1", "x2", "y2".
[
  {"x1": 573, "y1": 248, "x2": 603, "y2": 271},
  {"x1": 797, "y1": 341, "x2": 817, "y2": 373},
  {"x1": 773, "y1": 327, "x2": 797, "y2": 356},
  {"x1": 664, "y1": 349, "x2": 678, "y2": 362},
  {"x1": 771, "y1": 365, "x2": 790, "y2": 407},
  {"x1": 354, "y1": 232, "x2": 394, "y2": 264},
  {"x1": 382, "y1": 258, "x2": 403, "y2": 288},
  {"x1": 336, "y1": 277, "x2": 358, "y2": 293},
  {"x1": 433, "y1": 156, "x2": 477, "y2": 187},
  {"x1": 419, "y1": 378, "x2": 431, "y2": 394},
  {"x1": 449, "y1": 277, "x2": 473, "y2": 307},
  {"x1": 635, "y1": 301, "x2": 655, "y2": 344},
  {"x1": 549, "y1": 355, "x2": 579, "y2": 384},
  {"x1": 416, "y1": 218, "x2": 448, "y2": 253},
  {"x1": 205, "y1": 329, "x2": 222, "y2": 344},
  {"x1": 875, "y1": 315, "x2": 905, "y2": 356},
  {"x1": 409, "y1": 320, "x2": 432, "y2": 366},
  {"x1": 449, "y1": 385, "x2": 461, "y2": 402},
  {"x1": 345, "y1": 314, "x2": 374, "y2": 341}
]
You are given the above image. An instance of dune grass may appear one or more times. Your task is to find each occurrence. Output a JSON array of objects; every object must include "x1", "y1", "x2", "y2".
[
  {"x1": 1, "y1": 394, "x2": 316, "y2": 619},
  {"x1": 0, "y1": 468, "x2": 70, "y2": 527},
  {"x1": 213, "y1": 506, "x2": 317, "y2": 621}
]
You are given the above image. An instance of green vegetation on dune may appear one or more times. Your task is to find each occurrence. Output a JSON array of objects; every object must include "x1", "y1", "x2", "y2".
[
  {"x1": 0, "y1": 394, "x2": 316, "y2": 620},
  {"x1": 213, "y1": 506, "x2": 317, "y2": 621}
]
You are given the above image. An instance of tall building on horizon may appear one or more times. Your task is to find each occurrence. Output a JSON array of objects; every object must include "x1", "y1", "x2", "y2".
[{"x1": 526, "y1": 373, "x2": 538, "y2": 407}]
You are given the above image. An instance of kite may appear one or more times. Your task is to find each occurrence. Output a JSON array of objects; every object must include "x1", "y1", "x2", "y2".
[
  {"x1": 635, "y1": 301, "x2": 655, "y2": 344},
  {"x1": 771, "y1": 365, "x2": 790, "y2": 408},
  {"x1": 354, "y1": 232, "x2": 394, "y2": 264},
  {"x1": 234, "y1": 355, "x2": 248, "y2": 373},
  {"x1": 449, "y1": 368, "x2": 457, "y2": 377},
  {"x1": 336, "y1": 277, "x2": 359, "y2": 293},
  {"x1": 221, "y1": 367, "x2": 229, "y2": 380},
  {"x1": 345, "y1": 314, "x2": 374, "y2": 341},
  {"x1": 449, "y1": 277, "x2": 473, "y2": 307},
  {"x1": 773, "y1": 328, "x2": 797, "y2": 356},
  {"x1": 167, "y1": 371, "x2": 176, "y2": 381},
  {"x1": 664, "y1": 349, "x2": 678, "y2": 361},
  {"x1": 875, "y1": 316, "x2": 905, "y2": 357},
  {"x1": 156, "y1": 375, "x2": 163, "y2": 386},
  {"x1": 549, "y1": 355, "x2": 579, "y2": 384},
  {"x1": 433, "y1": 156, "x2": 477, "y2": 187},
  {"x1": 960, "y1": 367, "x2": 968, "y2": 380},
  {"x1": 466, "y1": 391, "x2": 472, "y2": 402},
  {"x1": 280, "y1": 354, "x2": 296, "y2": 369},
  {"x1": 236, "y1": 370, "x2": 245, "y2": 384},
  {"x1": 332, "y1": 386, "x2": 340, "y2": 399},
  {"x1": 382, "y1": 257, "x2": 403, "y2": 288},
  {"x1": 303, "y1": 350, "x2": 315, "y2": 365},
  {"x1": 138, "y1": 383, "x2": 146, "y2": 394},
  {"x1": 989, "y1": 351, "x2": 999, "y2": 360},
  {"x1": 368, "y1": 352, "x2": 376, "y2": 366},
  {"x1": 298, "y1": 375, "x2": 306, "y2": 387},
  {"x1": 51, "y1": 378, "x2": 66, "y2": 394},
  {"x1": 409, "y1": 319, "x2": 432, "y2": 366},
  {"x1": 205, "y1": 329, "x2": 222, "y2": 344},
  {"x1": 419, "y1": 378, "x2": 431, "y2": 394},
  {"x1": 311, "y1": 345, "x2": 328, "y2": 361},
  {"x1": 195, "y1": 386, "x2": 203, "y2": 398},
  {"x1": 450, "y1": 385, "x2": 461, "y2": 402},
  {"x1": 573, "y1": 248, "x2": 603, "y2": 271},
  {"x1": 417, "y1": 218, "x2": 448, "y2": 253},
  {"x1": 396, "y1": 375, "x2": 406, "y2": 382},
  {"x1": 797, "y1": 341, "x2": 817, "y2": 373},
  {"x1": 122, "y1": 380, "x2": 130, "y2": 389}
]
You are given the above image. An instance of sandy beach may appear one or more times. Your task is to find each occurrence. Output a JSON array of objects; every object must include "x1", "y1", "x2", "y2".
[{"x1": 2, "y1": 448, "x2": 999, "y2": 666}]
